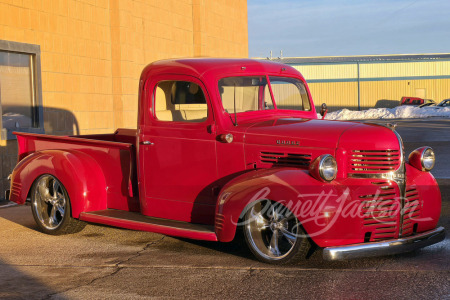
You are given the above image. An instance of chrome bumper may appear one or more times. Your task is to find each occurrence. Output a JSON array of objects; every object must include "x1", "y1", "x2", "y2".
[{"x1": 323, "y1": 227, "x2": 446, "y2": 261}]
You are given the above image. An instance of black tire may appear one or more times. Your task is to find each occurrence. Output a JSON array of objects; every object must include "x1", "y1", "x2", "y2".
[
  {"x1": 243, "y1": 199, "x2": 310, "y2": 264},
  {"x1": 30, "y1": 174, "x2": 85, "y2": 235}
]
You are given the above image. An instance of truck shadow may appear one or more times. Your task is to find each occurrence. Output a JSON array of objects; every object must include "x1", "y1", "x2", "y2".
[
  {"x1": 174, "y1": 230, "x2": 448, "y2": 269},
  {"x1": 2, "y1": 200, "x2": 447, "y2": 270},
  {"x1": 374, "y1": 99, "x2": 400, "y2": 108},
  {"x1": 0, "y1": 106, "x2": 80, "y2": 200},
  {"x1": 0, "y1": 259, "x2": 66, "y2": 299}
]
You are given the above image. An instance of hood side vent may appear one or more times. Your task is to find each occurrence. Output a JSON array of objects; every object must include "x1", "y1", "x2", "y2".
[{"x1": 260, "y1": 152, "x2": 311, "y2": 168}]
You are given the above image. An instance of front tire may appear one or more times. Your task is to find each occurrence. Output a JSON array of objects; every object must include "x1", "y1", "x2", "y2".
[
  {"x1": 243, "y1": 200, "x2": 310, "y2": 264},
  {"x1": 31, "y1": 174, "x2": 85, "y2": 235}
]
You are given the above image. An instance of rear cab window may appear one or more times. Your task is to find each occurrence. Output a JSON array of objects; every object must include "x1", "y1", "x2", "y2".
[{"x1": 154, "y1": 81, "x2": 208, "y2": 123}]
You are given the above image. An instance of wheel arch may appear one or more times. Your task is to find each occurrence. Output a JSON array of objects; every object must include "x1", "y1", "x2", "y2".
[
  {"x1": 10, "y1": 149, "x2": 107, "y2": 218},
  {"x1": 215, "y1": 168, "x2": 306, "y2": 242},
  {"x1": 215, "y1": 167, "x2": 345, "y2": 243}
]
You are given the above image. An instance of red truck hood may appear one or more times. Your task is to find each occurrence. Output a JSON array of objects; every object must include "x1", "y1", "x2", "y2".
[
  {"x1": 241, "y1": 118, "x2": 401, "y2": 173},
  {"x1": 243, "y1": 118, "x2": 358, "y2": 149}
]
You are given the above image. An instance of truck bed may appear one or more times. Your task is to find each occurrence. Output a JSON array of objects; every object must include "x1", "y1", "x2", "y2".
[
  {"x1": 74, "y1": 128, "x2": 137, "y2": 146},
  {"x1": 14, "y1": 128, "x2": 140, "y2": 212}
]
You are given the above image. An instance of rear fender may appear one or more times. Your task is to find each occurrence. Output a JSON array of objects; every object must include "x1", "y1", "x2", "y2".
[
  {"x1": 10, "y1": 150, "x2": 107, "y2": 218},
  {"x1": 215, "y1": 168, "x2": 345, "y2": 242}
]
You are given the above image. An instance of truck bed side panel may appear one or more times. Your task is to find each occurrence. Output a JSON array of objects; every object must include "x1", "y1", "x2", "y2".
[{"x1": 15, "y1": 131, "x2": 139, "y2": 212}]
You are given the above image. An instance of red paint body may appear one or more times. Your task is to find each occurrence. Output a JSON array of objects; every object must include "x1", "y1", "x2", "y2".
[{"x1": 9, "y1": 58, "x2": 442, "y2": 247}]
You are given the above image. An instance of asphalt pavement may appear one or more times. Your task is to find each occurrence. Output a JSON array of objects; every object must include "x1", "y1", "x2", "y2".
[{"x1": 0, "y1": 118, "x2": 449, "y2": 300}]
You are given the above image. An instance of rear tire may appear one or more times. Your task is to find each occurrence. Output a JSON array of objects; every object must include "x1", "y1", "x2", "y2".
[
  {"x1": 30, "y1": 174, "x2": 85, "y2": 235},
  {"x1": 243, "y1": 199, "x2": 310, "y2": 264}
]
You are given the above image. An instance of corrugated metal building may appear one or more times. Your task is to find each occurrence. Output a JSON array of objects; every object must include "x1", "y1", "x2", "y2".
[{"x1": 271, "y1": 54, "x2": 450, "y2": 111}]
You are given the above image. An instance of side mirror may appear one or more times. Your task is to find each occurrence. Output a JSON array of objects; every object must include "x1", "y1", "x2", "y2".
[{"x1": 320, "y1": 103, "x2": 328, "y2": 119}]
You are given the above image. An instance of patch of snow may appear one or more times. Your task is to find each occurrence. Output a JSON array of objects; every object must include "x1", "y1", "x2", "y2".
[{"x1": 324, "y1": 106, "x2": 450, "y2": 120}]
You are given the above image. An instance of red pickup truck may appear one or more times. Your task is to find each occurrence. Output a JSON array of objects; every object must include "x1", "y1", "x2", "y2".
[
  {"x1": 400, "y1": 97, "x2": 436, "y2": 106},
  {"x1": 8, "y1": 59, "x2": 445, "y2": 264}
]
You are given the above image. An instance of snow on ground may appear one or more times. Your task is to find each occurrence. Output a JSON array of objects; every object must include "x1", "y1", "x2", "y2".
[{"x1": 324, "y1": 105, "x2": 450, "y2": 120}]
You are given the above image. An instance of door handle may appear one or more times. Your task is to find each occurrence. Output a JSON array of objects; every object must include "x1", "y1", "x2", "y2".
[{"x1": 141, "y1": 141, "x2": 154, "y2": 145}]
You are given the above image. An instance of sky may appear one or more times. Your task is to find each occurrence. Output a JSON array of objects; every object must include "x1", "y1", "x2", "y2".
[{"x1": 247, "y1": 0, "x2": 450, "y2": 58}]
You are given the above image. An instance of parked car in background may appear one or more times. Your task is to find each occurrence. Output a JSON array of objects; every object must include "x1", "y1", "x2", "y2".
[
  {"x1": 400, "y1": 97, "x2": 435, "y2": 106},
  {"x1": 436, "y1": 99, "x2": 450, "y2": 108},
  {"x1": 419, "y1": 99, "x2": 450, "y2": 108},
  {"x1": 419, "y1": 102, "x2": 436, "y2": 108}
]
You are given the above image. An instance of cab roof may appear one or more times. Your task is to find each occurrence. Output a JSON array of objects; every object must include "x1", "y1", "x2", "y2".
[{"x1": 140, "y1": 58, "x2": 302, "y2": 81}]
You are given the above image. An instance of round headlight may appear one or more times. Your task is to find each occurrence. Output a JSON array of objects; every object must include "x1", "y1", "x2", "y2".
[
  {"x1": 421, "y1": 147, "x2": 435, "y2": 171},
  {"x1": 319, "y1": 155, "x2": 338, "y2": 182},
  {"x1": 408, "y1": 146, "x2": 436, "y2": 172}
]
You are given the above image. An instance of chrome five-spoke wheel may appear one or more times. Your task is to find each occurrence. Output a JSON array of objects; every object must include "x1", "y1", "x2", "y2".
[
  {"x1": 31, "y1": 174, "x2": 85, "y2": 235},
  {"x1": 243, "y1": 200, "x2": 310, "y2": 264}
]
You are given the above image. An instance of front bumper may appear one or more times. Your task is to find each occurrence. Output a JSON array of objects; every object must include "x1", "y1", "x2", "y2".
[{"x1": 323, "y1": 227, "x2": 445, "y2": 260}]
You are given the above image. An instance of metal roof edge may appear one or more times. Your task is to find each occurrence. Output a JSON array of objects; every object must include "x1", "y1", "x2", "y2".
[{"x1": 252, "y1": 53, "x2": 450, "y2": 64}]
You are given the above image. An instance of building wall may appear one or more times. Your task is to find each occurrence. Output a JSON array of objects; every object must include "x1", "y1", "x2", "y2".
[
  {"x1": 0, "y1": 0, "x2": 248, "y2": 198},
  {"x1": 292, "y1": 60, "x2": 450, "y2": 111},
  {"x1": 359, "y1": 79, "x2": 450, "y2": 109},
  {"x1": 307, "y1": 81, "x2": 359, "y2": 111}
]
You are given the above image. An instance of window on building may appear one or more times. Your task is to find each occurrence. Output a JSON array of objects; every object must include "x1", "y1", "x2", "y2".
[{"x1": 0, "y1": 40, "x2": 43, "y2": 140}]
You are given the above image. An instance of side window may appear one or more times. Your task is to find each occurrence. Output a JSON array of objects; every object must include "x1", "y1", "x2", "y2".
[{"x1": 154, "y1": 81, "x2": 208, "y2": 123}]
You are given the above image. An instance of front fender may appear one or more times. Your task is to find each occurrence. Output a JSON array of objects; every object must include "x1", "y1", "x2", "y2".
[
  {"x1": 215, "y1": 168, "x2": 347, "y2": 242},
  {"x1": 10, "y1": 150, "x2": 107, "y2": 218}
]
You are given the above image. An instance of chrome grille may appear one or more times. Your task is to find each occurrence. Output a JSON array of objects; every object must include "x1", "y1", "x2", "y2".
[
  {"x1": 360, "y1": 182, "x2": 400, "y2": 241},
  {"x1": 401, "y1": 186, "x2": 421, "y2": 237},
  {"x1": 349, "y1": 150, "x2": 401, "y2": 174},
  {"x1": 260, "y1": 152, "x2": 311, "y2": 168}
]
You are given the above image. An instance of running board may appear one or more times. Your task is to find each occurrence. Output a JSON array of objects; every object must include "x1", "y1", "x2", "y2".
[{"x1": 79, "y1": 209, "x2": 217, "y2": 241}]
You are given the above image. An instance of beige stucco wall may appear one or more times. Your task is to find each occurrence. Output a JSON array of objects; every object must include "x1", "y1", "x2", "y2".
[{"x1": 0, "y1": 0, "x2": 248, "y2": 197}]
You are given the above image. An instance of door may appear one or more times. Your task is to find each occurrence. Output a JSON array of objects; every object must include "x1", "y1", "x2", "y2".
[
  {"x1": 415, "y1": 88, "x2": 426, "y2": 99},
  {"x1": 139, "y1": 75, "x2": 218, "y2": 224}
]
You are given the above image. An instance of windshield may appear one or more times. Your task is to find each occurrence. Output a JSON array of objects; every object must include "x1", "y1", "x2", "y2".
[
  {"x1": 218, "y1": 76, "x2": 311, "y2": 113},
  {"x1": 269, "y1": 76, "x2": 311, "y2": 111},
  {"x1": 439, "y1": 100, "x2": 450, "y2": 107}
]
